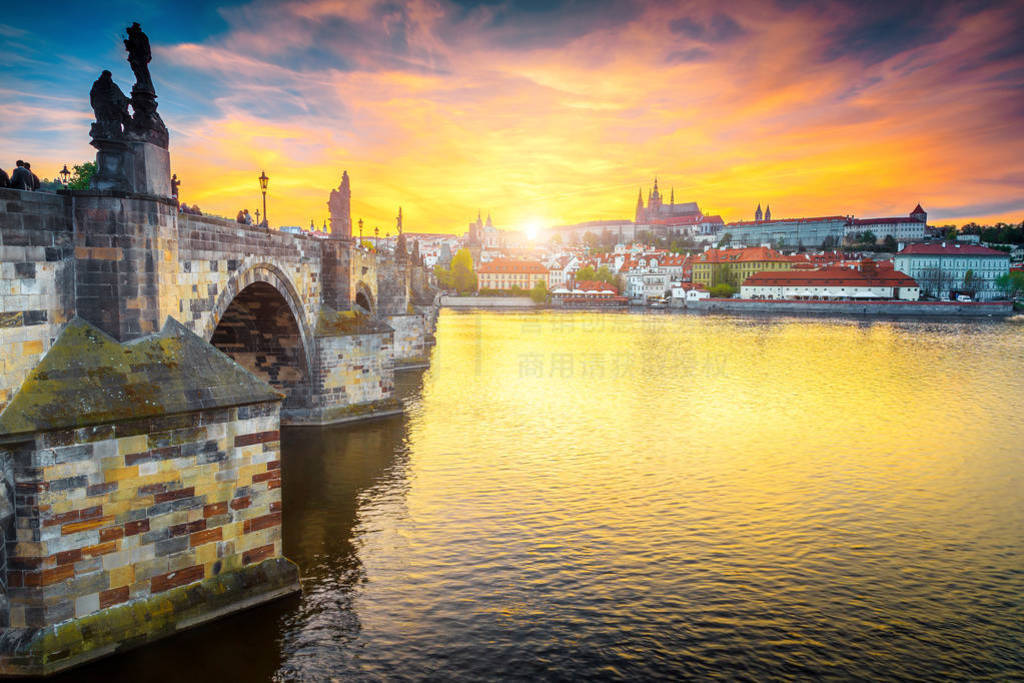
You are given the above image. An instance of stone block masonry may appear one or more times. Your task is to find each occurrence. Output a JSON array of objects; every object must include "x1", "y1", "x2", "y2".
[
  {"x1": 0, "y1": 189, "x2": 75, "y2": 415},
  {"x1": 0, "y1": 317, "x2": 299, "y2": 674},
  {"x1": 2, "y1": 403, "x2": 287, "y2": 630}
]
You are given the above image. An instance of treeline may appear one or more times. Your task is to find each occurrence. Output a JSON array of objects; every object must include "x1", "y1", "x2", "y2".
[{"x1": 954, "y1": 221, "x2": 1024, "y2": 245}]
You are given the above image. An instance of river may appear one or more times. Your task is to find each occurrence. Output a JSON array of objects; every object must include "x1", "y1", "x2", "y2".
[{"x1": 66, "y1": 311, "x2": 1024, "y2": 680}]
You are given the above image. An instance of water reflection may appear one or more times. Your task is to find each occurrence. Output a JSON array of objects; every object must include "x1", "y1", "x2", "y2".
[{"x1": 52, "y1": 311, "x2": 1024, "y2": 681}]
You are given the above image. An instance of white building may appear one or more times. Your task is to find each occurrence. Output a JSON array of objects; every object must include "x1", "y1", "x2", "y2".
[
  {"x1": 546, "y1": 254, "x2": 579, "y2": 289},
  {"x1": 846, "y1": 205, "x2": 928, "y2": 243},
  {"x1": 740, "y1": 261, "x2": 920, "y2": 300},
  {"x1": 893, "y1": 242, "x2": 1010, "y2": 300},
  {"x1": 671, "y1": 283, "x2": 710, "y2": 303}
]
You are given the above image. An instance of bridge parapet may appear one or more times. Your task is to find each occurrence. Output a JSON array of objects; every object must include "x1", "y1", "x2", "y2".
[{"x1": 0, "y1": 189, "x2": 75, "y2": 415}]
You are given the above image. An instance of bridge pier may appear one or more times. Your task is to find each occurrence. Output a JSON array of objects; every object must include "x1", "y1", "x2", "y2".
[{"x1": 0, "y1": 318, "x2": 300, "y2": 676}]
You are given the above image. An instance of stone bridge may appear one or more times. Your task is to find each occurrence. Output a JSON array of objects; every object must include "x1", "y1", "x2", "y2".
[
  {"x1": 0, "y1": 183, "x2": 439, "y2": 676},
  {"x1": 0, "y1": 186, "x2": 438, "y2": 426},
  {"x1": 0, "y1": 21, "x2": 445, "y2": 675}
]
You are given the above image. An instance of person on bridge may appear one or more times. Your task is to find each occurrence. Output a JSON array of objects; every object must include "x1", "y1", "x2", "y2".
[
  {"x1": 25, "y1": 162, "x2": 40, "y2": 190},
  {"x1": 9, "y1": 160, "x2": 33, "y2": 190},
  {"x1": 236, "y1": 210, "x2": 246, "y2": 224},
  {"x1": 243, "y1": 209, "x2": 253, "y2": 225},
  {"x1": 0, "y1": 167, "x2": 8, "y2": 188}
]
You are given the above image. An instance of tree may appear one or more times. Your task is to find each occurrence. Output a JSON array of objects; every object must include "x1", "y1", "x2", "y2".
[
  {"x1": 883, "y1": 234, "x2": 898, "y2": 251},
  {"x1": 709, "y1": 283, "x2": 735, "y2": 298},
  {"x1": 433, "y1": 264, "x2": 454, "y2": 290},
  {"x1": 450, "y1": 248, "x2": 477, "y2": 294},
  {"x1": 530, "y1": 279, "x2": 548, "y2": 303},
  {"x1": 582, "y1": 231, "x2": 599, "y2": 250},
  {"x1": 945, "y1": 227, "x2": 957, "y2": 241},
  {"x1": 963, "y1": 269, "x2": 978, "y2": 294},
  {"x1": 822, "y1": 235, "x2": 835, "y2": 250},
  {"x1": 857, "y1": 230, "x2": 877, "y2": 245},
  {"x1": 574, "y1": 265, "x2": 596, "y2": 282},
  {"x1": 995, "y1": 271, "x2": 1024, "y2": 299},
  {"x1": 68, "y1": 162, "x2": 96, "y2": 190},
  {"x1": 717, "y1": 232, "x2": 732, "y2": 248},
  {"x1": 594, "y1": 265, "x2": 615, "y2": 284}
]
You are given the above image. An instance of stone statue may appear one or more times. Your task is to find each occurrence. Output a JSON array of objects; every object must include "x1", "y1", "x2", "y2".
[
  {"x1": 171, "y1": 174, "x2": 180, "y2": 199},
  {"x1": 89, "y1": 70, "x2": 130, "y2": 140},
  {"x1": 123, "y1": 22, "x2": 168, "y2": 148},
  {"x1": 327, "y1": 171, "x2": 352, "y2": 238},
  {"x1": 124, "y1": 22, "x2": 154, "y2": 93}
]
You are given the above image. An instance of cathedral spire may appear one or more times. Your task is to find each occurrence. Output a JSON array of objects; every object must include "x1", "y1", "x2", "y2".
[
  {"x1": 755, "y1": 203, "x2": 763, "y2": 222},
  {"x1": 765, "y1": 204, "x2": 771, "y2": 221},
  {"x1": 486, "y1": 212, "x2": 493, "y2": 227},
  {"x1": 670, "y1": 187, "x2": 674, "y2": 205}
]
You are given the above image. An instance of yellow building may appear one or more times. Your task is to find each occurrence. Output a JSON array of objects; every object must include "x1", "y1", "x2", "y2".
[
  {"x1": 692, "y1": 247, "x2": 792, "y2": 288},
  {"x1": 477, "y1": 258, "x2": 549, "y2": 291}
]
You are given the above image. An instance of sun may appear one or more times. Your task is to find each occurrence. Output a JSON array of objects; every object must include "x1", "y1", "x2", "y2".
[{"x1": 523, "y1": 219, "x2": 542, "y2": 241}]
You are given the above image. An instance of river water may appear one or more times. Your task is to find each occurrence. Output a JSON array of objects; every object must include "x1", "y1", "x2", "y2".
[{"x1": 69, "y1": 311, "x2": 1024, "y2": 680}]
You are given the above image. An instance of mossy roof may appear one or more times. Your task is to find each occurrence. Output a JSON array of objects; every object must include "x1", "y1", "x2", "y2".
[
  {"x1": 0, "y1": 317, "x2": 282, "y2": 437},
  {"x1": 316, "y1": 306, "x2": 394, "y2": 336}
]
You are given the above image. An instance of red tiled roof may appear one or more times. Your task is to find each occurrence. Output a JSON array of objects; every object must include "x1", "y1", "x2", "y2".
[
  {"x1": 852, "y1": 217, "x2": 925, "y2": 226},
  {"x1": 478, "y1": 258, "x2": 548, "y2": 274},
  {"x1": 912, "y1": 204, "x2": 925, "y2": 214},
  {"x1": 899, "y1": 243, "x2": 1009, "y2": 257},
  {"x1": 697, "y1": 246, "x2": 788, "y2": 263},
  {"x1": 725, "y1": 216, "x2": 848, "y2": 227},
  {"x1": 743, "y1": 265, "x2": 917, "y2": 288}
]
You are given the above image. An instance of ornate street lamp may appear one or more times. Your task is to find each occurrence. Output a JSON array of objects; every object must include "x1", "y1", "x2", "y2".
[
  {"x1": 358, "y1": 218, "x2": 364, "y2": 244},
  {"x1": 258, "y1": 170, "x2": 269, "y2": 226},
  {"x1": 374, "y1": 226, "x2": 379, "y2": 251},
  {"x1": 58, "y1": 164, "x2": 71, "y2": 186}
]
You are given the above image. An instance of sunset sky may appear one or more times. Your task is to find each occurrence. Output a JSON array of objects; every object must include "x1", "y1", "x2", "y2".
[{"x1": 1, "y1": 0, "x2": 1022, "y2": 234}]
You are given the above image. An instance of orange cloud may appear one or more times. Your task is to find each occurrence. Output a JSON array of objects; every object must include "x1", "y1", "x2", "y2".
[{"x1": 8, "y1": 0, "x2": 1023, "y2": 232}]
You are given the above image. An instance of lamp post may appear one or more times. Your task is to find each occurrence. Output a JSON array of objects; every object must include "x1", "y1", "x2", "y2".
[
  {"x1": 374, "y1": 226, "x2": 379, "y2": 251},
  {"x1": 358, "y1": 218, "x2": 364, "y2": 245},
  {"x1": 258, "y1": 171, "x2": 269, "y2": 227},
  {"x1": 58, "y1": 164, "x2": 71, "y2": 186}
]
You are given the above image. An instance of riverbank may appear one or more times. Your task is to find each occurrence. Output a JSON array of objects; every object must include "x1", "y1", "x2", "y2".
[
  {"x1": 689, "y1": 298, "x2": 1013, "y2": 317},
  {"x1": 440, "y1": 295, "x2": 540, "y2": 309}
]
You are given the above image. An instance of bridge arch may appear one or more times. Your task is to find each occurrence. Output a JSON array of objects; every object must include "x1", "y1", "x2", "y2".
[
  {"x1": 207, "y1": 262, "x2": 315, "y2": 412},
  {"x1": 355, "y1": 281, "x2": 375, "y2": 314}
]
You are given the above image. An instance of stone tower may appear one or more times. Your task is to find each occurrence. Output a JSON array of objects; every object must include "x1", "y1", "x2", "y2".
[
  {"x1": 755, "y1": 203, "x2": 763, "y2": 221},
  {"x1": 765, "y1": 204, "x2": 771, "y2": 221},
  {"x1": 635, "y1": 189, "x2": 644, "y2": 223},
  {"x1": 328, "y1": 170, "x2": 352, "y2": 239}
]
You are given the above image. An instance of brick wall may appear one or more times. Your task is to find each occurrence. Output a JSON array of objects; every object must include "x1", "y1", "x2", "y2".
[
  {"x1": 1, "y1": 401, "x2": 283, "y2": 629},
  {"x1": 0, "y1": 189, "x2": 75, "y2": 414}
]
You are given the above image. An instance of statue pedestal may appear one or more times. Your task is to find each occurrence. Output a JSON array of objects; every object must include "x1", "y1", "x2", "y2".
[
  {"x1": 128, "y1": 140, "x2": 170, "y2": 196},
  {"x1": 91, "y1": 139, "x2": 133, "y2": 192},
  {"x1": 89, "y1": 139, "x2": 170, "y2": 196}
]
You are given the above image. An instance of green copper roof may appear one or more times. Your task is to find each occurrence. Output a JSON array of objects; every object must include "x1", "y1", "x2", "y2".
[{"x1": 0, "y1": 317, "x2": 282, "y2": 437}]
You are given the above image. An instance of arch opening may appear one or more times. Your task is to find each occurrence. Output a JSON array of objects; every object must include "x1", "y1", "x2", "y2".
[
  {"x1": 211, "y1": 282, "x2": 310, "y2": 411},
  {"x1": 355, "y1": 291, "x2": 372, "y2": 313}
]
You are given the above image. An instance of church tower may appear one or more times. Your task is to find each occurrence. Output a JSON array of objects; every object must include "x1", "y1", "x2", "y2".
[
  {"x1": 765, "y1": 204, "x2": 771, "y2": 221},
  {"x1": 327, "y1": 170, "x2": 353, "y2": 238},
  {"x1": 635, "y1": 188, "x2": 644, "y2": 223},
  {"x1": 650, "y1": 178, "x2": 662, "y2": 213},
  {"x1": 910, "y1": 204, "x2": 927, "y2": 223},
  {"x1": 755, "y1": 203, "x2": 763, "y2": 222}
]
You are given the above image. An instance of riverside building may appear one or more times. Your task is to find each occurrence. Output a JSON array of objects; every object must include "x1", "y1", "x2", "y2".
[
  {"x1": 893, "y1": 242, "x2": 1010, "y2": 300},
  {"x1": 740, "y1": 260, "x2": 920, "y2": 300},
  {"x1": 477, "y1": 258, "x2": 549, "y2": 291}
]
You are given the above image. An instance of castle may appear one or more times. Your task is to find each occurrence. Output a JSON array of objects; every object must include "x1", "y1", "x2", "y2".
[{"x1": 634, "y1": 178, "x2": 701, "y2": 223}]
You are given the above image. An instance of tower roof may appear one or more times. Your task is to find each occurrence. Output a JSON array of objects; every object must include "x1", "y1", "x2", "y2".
[{"x1": 912, "y1": 204, "x2": 925, "y2": 214}]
